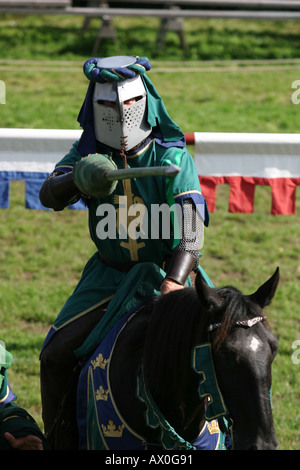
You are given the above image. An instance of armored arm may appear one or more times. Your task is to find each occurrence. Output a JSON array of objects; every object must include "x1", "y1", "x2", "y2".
[
  {"x1": 164, "y1": 198, "x2": 204, "y2": 286},
  {"x1": 39, "y1": 170, "x2": 80, "y2": 211}
]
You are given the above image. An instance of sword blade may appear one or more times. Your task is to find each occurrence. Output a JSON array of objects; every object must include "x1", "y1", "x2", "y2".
[{"x1": 105, "y1": 164, "x2": 181, "y2": 182}]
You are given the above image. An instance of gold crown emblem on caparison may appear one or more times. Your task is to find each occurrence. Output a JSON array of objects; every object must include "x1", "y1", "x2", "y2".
[
  {"x1": 207, "y1": 419, "x2": 220, "y2": 435},
  {"x1": 96, "y1": 385, "x2": 109, "y2": 401},
  {"x1": 102, "y1": 420, "x2": 124, "y2": 438},
  {"x1": 91, "y1": 353, "x2": 109, "y2": 370}
]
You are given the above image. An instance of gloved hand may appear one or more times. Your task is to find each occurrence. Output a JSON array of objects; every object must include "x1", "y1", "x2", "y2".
[{"x1": 73, "y1": 153, "x2": 118, "y2": 198}]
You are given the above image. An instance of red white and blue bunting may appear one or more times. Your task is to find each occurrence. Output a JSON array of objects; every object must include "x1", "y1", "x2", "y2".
[{"x1": 187, "y1": 132, "x2": 300, "y2": 215}]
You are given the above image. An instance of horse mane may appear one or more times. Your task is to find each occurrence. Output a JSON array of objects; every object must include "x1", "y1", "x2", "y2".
[
  {"x1": 142, "y1": 283, "x2": 262, "y2": 415},
  {"x1": 142, "y1": 287, "x2": 211, "y2": 419}
]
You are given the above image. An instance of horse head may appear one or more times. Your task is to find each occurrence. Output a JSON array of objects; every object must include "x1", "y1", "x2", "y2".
[{"x1": 195, "y1": 268, "x2": 279, "y2": 450}]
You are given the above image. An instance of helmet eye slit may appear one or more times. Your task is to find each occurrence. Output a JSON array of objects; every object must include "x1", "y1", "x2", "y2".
[
  {"x1": 97, "y1": 100, "x2": 117, "y2": 109},
  {"x1": 92, "y1": 76, "x2": 152, "y2": 150}
]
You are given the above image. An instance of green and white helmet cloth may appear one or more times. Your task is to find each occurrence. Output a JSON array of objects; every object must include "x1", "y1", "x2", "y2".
[
  {"x1": 83, "y1": 55, "x2": 151, "y2": 83},
  {"x1": 77, "y1": 56, "x2": 185, "y2": 156},
  {"x1": 87, "y1": 57, "x2": 152, "y2": 151}
]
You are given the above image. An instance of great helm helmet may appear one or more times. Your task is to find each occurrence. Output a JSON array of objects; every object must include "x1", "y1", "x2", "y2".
[{"x1": 92, "y1": 56, "x2": 152, "y2": 151}]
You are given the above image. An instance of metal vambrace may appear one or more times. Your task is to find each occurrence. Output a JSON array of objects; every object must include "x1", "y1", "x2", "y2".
[
  {"x1": 39, "y1": 171, "x2": 80, "y2": 211},
  {"x1": 165, "y1": 250, "x2": 197, "y2": 285}
]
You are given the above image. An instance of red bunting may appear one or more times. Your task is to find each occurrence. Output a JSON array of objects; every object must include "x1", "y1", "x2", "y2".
[
  {"x1": 185, "y1": 133, "x2": 300, "y2": 216},
  {"x1": 198, "y1": 176, "x2": 300, "y2": 216}
]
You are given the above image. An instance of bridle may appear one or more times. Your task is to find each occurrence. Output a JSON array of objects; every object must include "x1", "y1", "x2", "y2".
[
  {"x1": 208, "y1": 315, "x2": 266, "y2": 332},
  {"x1": 205, "y1": 314, "x2": 267, "y2": 449}
]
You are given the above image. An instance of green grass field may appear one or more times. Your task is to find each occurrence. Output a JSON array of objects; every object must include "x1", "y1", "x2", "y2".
[{"x1": 0, "y1": 13, "x2": 299, "y2": 450}]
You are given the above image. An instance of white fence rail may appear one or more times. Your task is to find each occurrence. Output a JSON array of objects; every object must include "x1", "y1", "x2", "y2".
[{"x1": 0, "y1": 128, "x2": 299, "y2": 214}]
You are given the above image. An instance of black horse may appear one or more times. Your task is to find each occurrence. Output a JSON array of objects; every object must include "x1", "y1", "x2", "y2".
[{"x1": 76, "y1": 268, "x2": 279, "y2": 450}]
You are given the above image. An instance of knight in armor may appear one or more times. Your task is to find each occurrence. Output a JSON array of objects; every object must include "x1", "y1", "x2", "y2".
[{"x1": 39, "y1": 56, "x2": 210, "y2": 449}]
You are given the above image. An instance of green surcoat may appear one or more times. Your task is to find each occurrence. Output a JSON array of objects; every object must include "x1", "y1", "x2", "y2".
[{"x1": 49, "y1": 138, "x2": 210, "y2": 358}]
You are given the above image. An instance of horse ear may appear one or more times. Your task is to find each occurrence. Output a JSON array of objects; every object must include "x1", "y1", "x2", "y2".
[
  {"x1": 195, "y1": 271, "x2": 224, "y2": 312},
  {"x1": 249, "y1": 267, "x2": 280, "y2": 308}
]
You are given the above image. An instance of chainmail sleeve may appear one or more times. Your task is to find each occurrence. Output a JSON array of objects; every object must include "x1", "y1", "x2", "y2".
[
  {"x1": 176, "y1": 197, "x2": 204, "y2": 266},
  {"x1": 165, "y1": 198, "x2": 204, "y2": 284}
]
